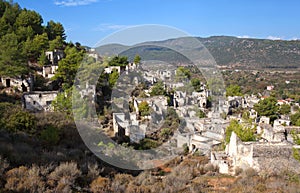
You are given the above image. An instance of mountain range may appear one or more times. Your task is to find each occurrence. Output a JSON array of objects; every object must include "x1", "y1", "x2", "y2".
[{"x1": 96, "y1": 36, "x2": 300, "y2": 69}]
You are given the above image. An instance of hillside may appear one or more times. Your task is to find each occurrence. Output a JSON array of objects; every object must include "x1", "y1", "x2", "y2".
[
  {"x1": 96, "y1": 36, "x2": 300, "y2": 69},
  {"x1": 0, "y1": 0, "x2": 66, "y2": 77}
]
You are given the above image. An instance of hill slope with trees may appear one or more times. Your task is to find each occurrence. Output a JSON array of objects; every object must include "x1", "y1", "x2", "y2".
[
  {"x1": 97, "y1": 36, "x2": 300, "y2": 69},
  {"x1": 0, "y1": 0, "x2": 66, "y2": 77}
]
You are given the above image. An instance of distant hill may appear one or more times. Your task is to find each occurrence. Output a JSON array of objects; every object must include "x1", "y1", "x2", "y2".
[{"x1": 96, "y1": 36, "x2": 300, "y2": 69}]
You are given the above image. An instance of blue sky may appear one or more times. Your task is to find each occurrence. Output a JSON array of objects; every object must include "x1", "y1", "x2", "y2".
[{"x1": 14, "y1": 0, "x2": 300, "y2": 47}]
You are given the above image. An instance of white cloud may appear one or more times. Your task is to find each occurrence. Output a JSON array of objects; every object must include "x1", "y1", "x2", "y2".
[
  {"x1": 93, "y1": 23, "x2": 133, "y2": 31},
  {"x1": 237, "y1": 35, "x2": 251, "y2": 38},
  {"x1": 266, "y1": 36, "x2": 282, "y2": 40},
  {"x1": 54, "y1": 0, "x2": 98, "y2": 7},
  {"x1": 291, "y1": 37, "x2": 300, "y2": 41}
]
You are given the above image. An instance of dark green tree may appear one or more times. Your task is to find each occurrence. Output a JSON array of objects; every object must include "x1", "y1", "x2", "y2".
[
  {"x1": 1, "y1": 1, "x2": 20, "y2": 27},
  {"x1": 108, "y1": 69, "x2": 119, "y2": 88},
  {"x1": 0, "y1": 32, "x2": 27, "y2": 76},
  {"x1": 176, "y1": 66, "x2": 191, "y2": 80},
  {"x1": 138, "y1": 101, "x2": 150, "y2": 117},
  {"x1": 53, "y1": 45, "x2": 85, "y2": 87},
  {"x1": 278, "y1": 104, "x2": 291, "y2": 115},
  {"x1": 49, "y1": 36, "x2": 64, "y2": 51},
  {"x1": 226, "y1": 84, "x2": 243, "y2": 97},
  {"x1": 15, "y1": 26, "x2": 35, "y2": 41},
  {"x1": 22, "y1": 33, "x2": 49, "y2": 61},
  {"x1": 150, "y1": 81, "x2": 166, "y2": 96},
  {"x1": 15, "y1": 9, "x2": 43, "y2": 34},
  {"x1": 38, "y1": 51, "x2": 49, "y2": 66},
  {"x1": 108, "y1": 56, "x2": 128, "y2": 67},
  {"x1": 253, "y1": 97, "x2": 278, "y2": 119},
  {"x1": 291, "y1": 112, "x2": 300, "y2": 126},
  {"x1": 46, "y1": 20, "x2": 66, "y2": 40},
  {"x1": 225, "y1": 120, "x2": 256, "y2": 143},
  {"x1": 133, "y1": 54, "x2": 141, "y2": 64},
  {"x1": 191, "y1": 78, "x2": 202, "y2": 92},
  {"x1": 52, "y1": 88, "x2": 72, "y2": 115}
]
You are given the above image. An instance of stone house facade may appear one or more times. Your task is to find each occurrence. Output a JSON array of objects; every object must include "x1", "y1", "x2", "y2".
[
  {"x1": 211, "y1": 132, "x2": 300, "y2": 175},
  {"x1": 22, "y1": 91, "x2": 58, "y2": 112}
]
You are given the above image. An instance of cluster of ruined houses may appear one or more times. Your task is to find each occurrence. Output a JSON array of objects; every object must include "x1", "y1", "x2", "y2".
[
  {"x1": 113, "y1": 95, "x2": 168, "y2": 143},
  {"x1": 0, "y1": 49, "x2": 64, "y2": 111},
  {"x1": 210, "y1": 95, "x2": 300, "y2": 175},
  {"x1": 111, "y1": 67, "x2": 214, "y2": 146},
  {"x1": 0, "y1": 48, "x2": 101, "y2": 112},
  {"x1": 3, "y1": 47, "x2": 300, "y2": 174},
  {"x1": 0, "y1": 47, "x2": 144, "y2": 112},
  {"x1": 211, "y1": 130, "x2": 300, "y2": 175},
  {"x1": 111, "y1": 71, "x2": 300, "y2": 174}
]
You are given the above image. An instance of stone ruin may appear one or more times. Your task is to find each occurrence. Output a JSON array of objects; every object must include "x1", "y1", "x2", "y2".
[
  {"x1": 211, "y1": 132, "x2": 300, "y2": 175},
  {"x1": 112, "y1": 113, "x2": 146, "y2": 143},
  {"x1": 22, "y1": 91, "x2": 58, "y2": 112},
  {"x1": 0, "y1": 76, "x2": 32, "y2": 92}
]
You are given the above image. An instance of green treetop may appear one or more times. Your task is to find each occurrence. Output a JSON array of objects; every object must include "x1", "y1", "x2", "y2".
[
  {"x1": 226, "y1": 84, "x2": 243, "y2": 97},
  {"x1": 138, "y1": 101, "x2": 151, "y2": 117},
  {"x1": 253, "y1": 97, "x2": 278, "y2": 120},
  {"x1": 134, "y1": 54, "x2": 141, "y2": 64},
  {"x1": 225, "y1": 119, "x2": 256, "y2": 143},
  {"x1": 108, "y1": 56, "x2": 128, "y2": 67}
]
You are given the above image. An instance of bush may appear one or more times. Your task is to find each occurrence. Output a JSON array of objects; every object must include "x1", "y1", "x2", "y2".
[
  {"x1": 138, "y1": 138, "x2": 160, "y2": 150},
  {"x1": 182, "y1": 143, "x2": 189, "y2": 155},
  {"x1": 0, "y1": 103, "x2": 36, "y2": 134},
  {"x1": 225, "y1": 120, "x2": 256, "y2": 143},
  {"x1": 204, "y1": 163, "x2": 219, "y2": 173},
  {"x1": 150, "y1": 81, "x2": 166, "y2": 96},
  {"x1": 40, "y1": 125, "x2": 60, "y2": 145},
  {"x1": 0, "y1": 156, "x2": 9, "y2": 188},
  {"x1": 293, "y1": 148, "x2": 300, "y2": 162},
  {"x1": 6, "y1": 110, "x2": 36, "y2": 133},
  {"x1": 5, "y1": 165, "x2": 45, "y2": 192},
  {"x1": 138, "y1": 101, "x2": 150, "y2": 117},
  {"x1": 111, "y1": 174, "x2": 133, "y2": 192},
  {"x1": 243, "y1": 168, "x2": 258, "y2": 178},
  {"x1": 159, "y1": 128, "x2": 172, "y2": 138},
  {"x1": 90, "y1": 177, "x2": 111, "y2": 193},
  {"x1": 48, "y1": 162, "x2": 81, "y2": 191},
  {"x1": 87, "y1": 162, "x2": 101, "y2": 182}
]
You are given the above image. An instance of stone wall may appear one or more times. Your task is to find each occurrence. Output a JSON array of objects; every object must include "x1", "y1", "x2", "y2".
[{"x1": 23, "y1": 91, "x2": 58, "y2": 111}]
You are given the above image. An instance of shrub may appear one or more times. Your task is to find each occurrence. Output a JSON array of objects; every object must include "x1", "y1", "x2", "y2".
[
  {"x1": 87, "y1": 162, "x2": 101, "y2": 181},
  {"x1": 225, "y1": 120, "x2": 256, "y2": 143},
  {"x1": 292, "y1": 148, "x2": 300, "y2": 162},
  {"x1": 48, "y1": 162, "x2": 81, "y2": 191},
  {"x1": 0, "y1": 156, "x2": 9, "y2": 177},
  {"x1": 204, "y1": 163, "x2": 219, "y2": 173},
  {"x1": 243, "y1": 168, "x2": 257, "y2": 178},
  {"x1": 0, "y1": 156, "x2": 9, "y2": 188},
  {"x1": 40, "y1": 125, "x2": 60, "y2": 145},
  {"x1": 182, "y1": 143, "x2": 189, "y2": 155},
  {"x1": 235, "y1": 167, "x2": 243, "y2": 176},
  {"x1": 138, "y1": 138, "x2": 160, "y2": 150},
  {"x1": 5, "y1": 166, "x2": 29, "y2": 192},
  {"x1": 90, "y1": 177, "x2": 111, "y2": 193},
  {"x1": 0, "y1": 103, "x2": 36, "y2": 134},
  {"x1": 138, "y1": 101, "x2": 150, "y2": 117},
  {"x1": 111, "y1": 174, "x2": 133, "y2": 193},
  {"x1": 159, "y1": 128, "x2": 172, "y2": 138},
  {"x1": 5, "y1": 165, "x2": 45, "y2": 192}
]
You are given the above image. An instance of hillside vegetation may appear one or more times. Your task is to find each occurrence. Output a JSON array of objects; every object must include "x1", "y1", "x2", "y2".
[
  {"x1": 97, "y1": 36, "x2": 300, "y2": 69},
  {"x1": 0, "y1": 0, "x2": 66, "y2": 77}
]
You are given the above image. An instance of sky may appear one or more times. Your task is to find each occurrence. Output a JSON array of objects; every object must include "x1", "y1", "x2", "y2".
[{"x1": 14, "y1": 0, "x2": 300, "y2": 47}]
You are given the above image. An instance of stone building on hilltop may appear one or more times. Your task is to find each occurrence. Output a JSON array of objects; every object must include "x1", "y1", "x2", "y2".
[
  {"x1": 211, "y1": 132, "x2": 300, "y2": 175},
  {"x1": 22, "y1": 91, "x2": 58, "y2": 112}
]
